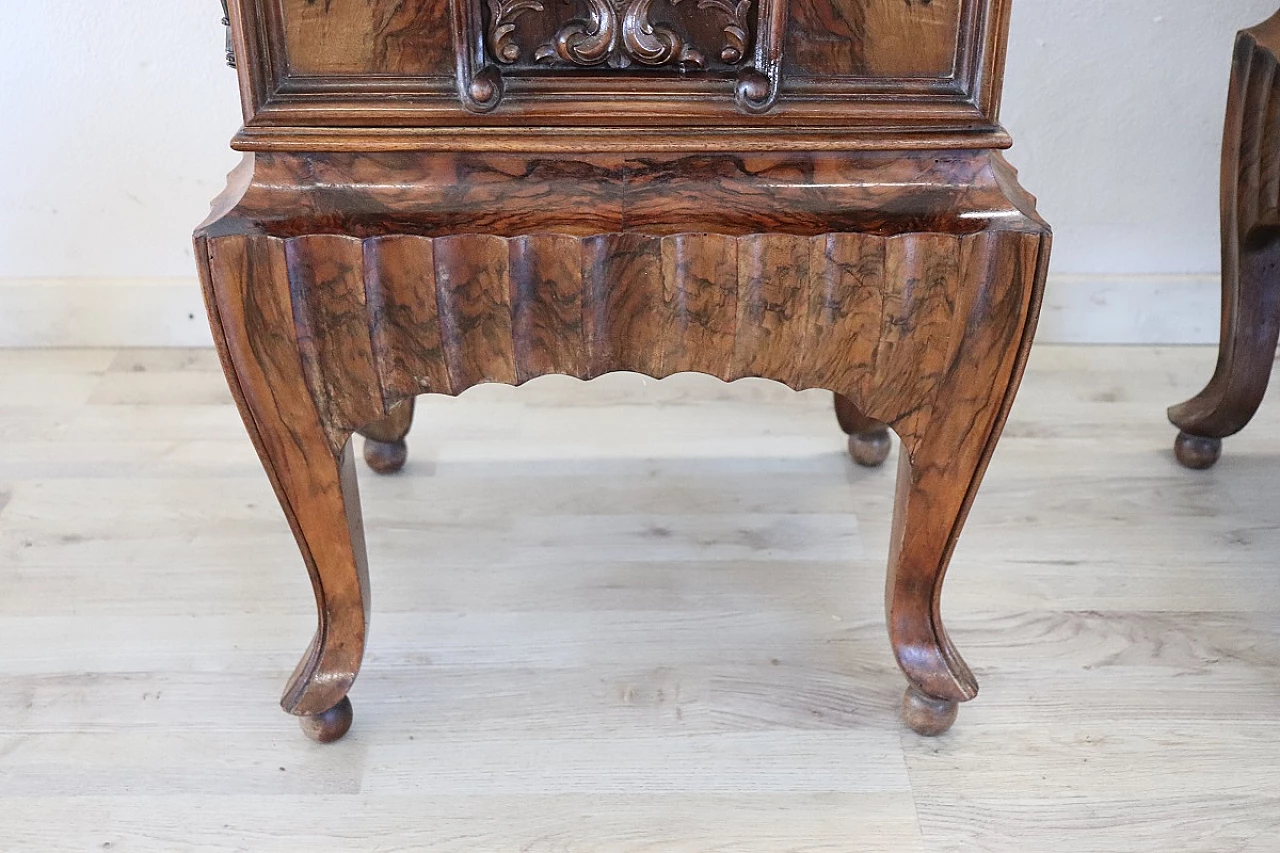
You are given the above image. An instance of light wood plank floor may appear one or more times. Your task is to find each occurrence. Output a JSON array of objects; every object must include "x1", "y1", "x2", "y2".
[{"x1": 1, "y1": 345, "x2": 1278, "y2": 852}]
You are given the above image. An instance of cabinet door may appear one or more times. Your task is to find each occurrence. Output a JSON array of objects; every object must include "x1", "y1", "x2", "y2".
[{"x1": 229, "y1": 0, "x2": 1010, "y2": 146}]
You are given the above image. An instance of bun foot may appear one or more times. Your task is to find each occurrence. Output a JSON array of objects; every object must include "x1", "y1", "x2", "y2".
[
  {"x1": 1173, "y1": 432, "x2": 1222, "y2": 470},
  {"x1": 299, "y1": 696, "x2": 354, "y2": 743},
  {"x1": 363, "y1": 438, "x2": 408, "y2": 474},
  {"x1": 902, "y1": 686, "x2": 958, "y2": 736},
  {"x1": 848, "y1": 429, "x2": 891, "y2": 468}
]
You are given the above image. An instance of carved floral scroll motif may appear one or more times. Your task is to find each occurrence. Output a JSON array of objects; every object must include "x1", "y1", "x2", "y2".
[
  {"x1": 453, "y1": 0, "x2": 785, "y2": 113},
  {"x1": 488, "y1": 0, "x2": 751, "y2": 69},
  {"x1": 488, "y1": 0, "x2": 548, "y2": 63}
]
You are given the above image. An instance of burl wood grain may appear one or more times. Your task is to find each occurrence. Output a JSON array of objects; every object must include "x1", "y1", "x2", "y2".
[
  {"x1": 283, "y1": 0, "x2": 454, "y2": 76},
  {"x1": 282, "y1": 0, "x2": 962, "y2": 79},
  {"x1": 198, "y1": 148, "x2": 1049, "y2": 737},
  {"x1": 1170, "y1": 9, "x2": 1280, "y2": 469},
  {"x1": 786, "y1": 0, "x2": 963, "y2": 78}
]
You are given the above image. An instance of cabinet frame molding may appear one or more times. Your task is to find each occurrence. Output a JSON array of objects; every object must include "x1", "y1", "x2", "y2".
[{"x1": 224, "y1": 0, "x2": 1014, "y2": 152}]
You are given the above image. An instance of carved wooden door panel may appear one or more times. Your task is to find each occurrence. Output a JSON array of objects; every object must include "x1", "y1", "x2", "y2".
[{"x1": 453, "y1": 0, "x2": 789, "y2": 112}]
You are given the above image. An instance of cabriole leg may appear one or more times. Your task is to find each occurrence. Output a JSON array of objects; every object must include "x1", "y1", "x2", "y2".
[
  {"x1": 879, "y1": 228, "x2": 1047, "y2": 736},
  {"x1": 200, "y1": 234, "x2": 370, "y2": 744},
  {"x1": 886, "y1": 442, "x2": 981, "y2": 736},
  {"x1": 1170, "y1": 23, "x2": 1280, "y2": 470},
  {"x1": 1170, "y1": 231, "x2": 1280, "y2": 469}
]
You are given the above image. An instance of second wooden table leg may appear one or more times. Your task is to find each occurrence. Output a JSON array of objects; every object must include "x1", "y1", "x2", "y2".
[
  {"x1": 360, "y1": 398, "x2": 416, "y2": 474},
  {"x1": 834, "y1": 394, "x2": 892, "y2": 468},
  {"x1": 1170, "y1": 11, "x2": 1280, "y2": 469}
]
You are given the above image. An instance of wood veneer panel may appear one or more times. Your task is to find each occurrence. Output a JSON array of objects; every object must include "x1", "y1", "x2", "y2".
[
  {"x1": 861, "y1": 0, "x2": 964, "y2": 77},
  {"x1": 363, "y1": 235, "x2": 451, "y2": 399},
  {"x1": 510, "y1": 234, "x2": 587, "y2": 383},
  {"x1": 659, "y1": 234, "x2": 739, "y2": 377},
  {"x1": 733, "y1": 235, "x2": 814, "y2": 388},
  {"x1": 434, "y1": 234, "x2": 519, "y2": 390},
  {"x1": 280, "y1": 0, "x2": 453, "y2": 77},
  {"x1": 285, "y1": 234, "x2": 386, "y2": 440},
  {"x1": 584, "y1": 234, "x2": 666, "y2": 378},
  {"x1": 802, "y1": 234, "x2": 886, "y2": 396},
  {"x1": 278, "y1": 0, "x2": 963, "y2": 81},
  {"x1": 787, "y1": 0, "x2": 964, "y2": 78}
]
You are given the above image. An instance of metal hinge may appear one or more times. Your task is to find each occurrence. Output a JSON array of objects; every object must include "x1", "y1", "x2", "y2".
[{"x1": 221, "y1": 0, "x2": 237, "y2": 68}]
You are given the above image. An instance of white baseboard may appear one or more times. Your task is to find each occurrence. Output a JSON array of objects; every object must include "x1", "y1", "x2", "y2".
[
  {"x1": 1036, "y1": 274, "x2": 1220, "y2": 345},
  {"x1": 0, "y1": 274, "x2": 1222, "y2": 348},
  {"x1": 0, "y1": 279, "x2": 214, "y2": 348}
]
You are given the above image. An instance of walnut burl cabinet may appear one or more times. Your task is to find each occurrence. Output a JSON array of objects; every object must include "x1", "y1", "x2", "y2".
[{"x1": 200, "y1": 0, "x2": 1051, "y2": 742}]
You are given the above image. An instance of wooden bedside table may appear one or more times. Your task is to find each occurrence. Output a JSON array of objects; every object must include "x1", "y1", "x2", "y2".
[{"x1": 201, "y1": 0, "x2": 1050, "y2": 742}]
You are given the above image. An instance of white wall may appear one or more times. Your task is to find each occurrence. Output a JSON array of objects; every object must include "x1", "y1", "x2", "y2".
[
  {"x1": 1003, "y1": 1, "x2": 1275, "y2": 277},
  {"x1": 0, "y1": 1, "x2": 1275, "y2": 344},
  {"x1": 0, "y1": 4, "x2": 242, "y2": 280}
]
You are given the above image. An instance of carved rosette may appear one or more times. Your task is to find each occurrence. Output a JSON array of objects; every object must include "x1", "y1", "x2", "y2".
[{"x1": 452, "y1": 0, "x2": 786, "y2": 113}]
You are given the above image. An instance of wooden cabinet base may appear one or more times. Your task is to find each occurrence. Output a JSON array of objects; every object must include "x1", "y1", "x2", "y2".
[
  {"x1": 1170, "y1": 11, "x2": 1280, "y2": 468},
  {"x1": 198, "y1": 147, "x2": 1049, "y2": 740}
]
